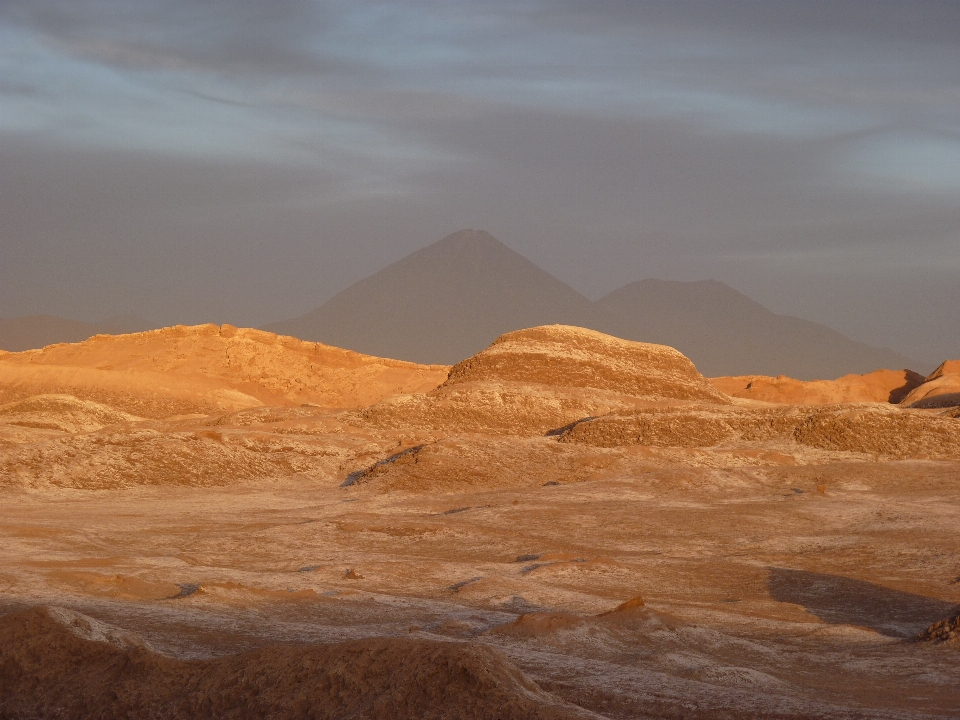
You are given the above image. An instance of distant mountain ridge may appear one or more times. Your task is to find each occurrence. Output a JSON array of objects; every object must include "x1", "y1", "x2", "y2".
[
  {"x1": 266, "y1": 230, "x2": 916, "y2": 379},
  {"x1": 593, "y1": 279, "x2": 914, "y2": 378}
]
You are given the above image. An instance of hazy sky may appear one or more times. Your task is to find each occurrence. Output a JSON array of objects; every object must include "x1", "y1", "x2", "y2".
[{"x1": 2, "y1": 1, "x2": 958, "y2": 366}]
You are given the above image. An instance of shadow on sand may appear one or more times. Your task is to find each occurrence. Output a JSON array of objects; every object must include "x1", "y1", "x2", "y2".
[{"x1": 767, "y1": 567, "x2": 957, "y2": 637}]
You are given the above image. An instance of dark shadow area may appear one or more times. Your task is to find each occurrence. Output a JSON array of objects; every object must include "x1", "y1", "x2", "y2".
[
  {"x1": 767, "y1": 567, "x2": 957, "y2": 637},
  {"x1": 340, "y1": 444, "x2": 426, "y2": 487},
  {"x1": 888, "y1": 370, "x2": 926, "y2": 403},
  {"x1": 910, "y1": 392, "x2": 960, "y2": 409},
  {"x1": 545, "y1": 417, "x2": 594, "y2": 437}
]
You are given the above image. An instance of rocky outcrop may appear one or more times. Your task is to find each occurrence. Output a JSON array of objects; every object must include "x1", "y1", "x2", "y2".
[{"x1": 348, "y1": 326, "x2": 729, "y2": 437}]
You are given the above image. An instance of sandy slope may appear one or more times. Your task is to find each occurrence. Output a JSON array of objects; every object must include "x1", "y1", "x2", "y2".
[
  {"x1": 901, "y1": 360, "x2": 960, "y2": 408},
  {"x1": 0, "y1": 324, "x2": 449, "y2": 417},
  {"x1": 713, "y1": 362, "x2": 960, "y2": 410}
]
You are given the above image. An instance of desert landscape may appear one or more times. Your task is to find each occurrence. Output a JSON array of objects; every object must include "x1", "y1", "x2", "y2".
[
  {"x1": 1, "y1": 322, "x2": 958, "y2": 718},
  {"x1": 4, "y1": 4, "x2": 960, "y2": 716}
]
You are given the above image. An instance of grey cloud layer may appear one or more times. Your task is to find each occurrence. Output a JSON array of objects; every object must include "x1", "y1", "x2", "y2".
[{"x1": 1, "y1": 1, "x2": 958, "y2": 365}]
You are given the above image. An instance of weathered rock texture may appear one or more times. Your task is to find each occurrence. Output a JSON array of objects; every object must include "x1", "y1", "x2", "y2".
[
  {"x1": 710, "y1": 369, "x2": 925, "y2": 405},
  {"x1": 347, "y1": 325, "x2": 729, "y2": 437},
  {"x1": 0, "y1": 607, "x2": 583, "y2": 720}
]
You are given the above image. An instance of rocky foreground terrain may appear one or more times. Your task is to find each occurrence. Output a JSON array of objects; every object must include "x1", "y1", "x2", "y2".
[{"x1": 1, "y1": 324, "x2": 958, "y2": 718}]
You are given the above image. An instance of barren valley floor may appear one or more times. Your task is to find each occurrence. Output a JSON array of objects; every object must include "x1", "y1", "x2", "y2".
[
  {"x1": 1, "y1": 324, "x2": 958, "y2": 718},
  {"x1": 3, "y1": 460, "x2": 959, "y2": 718}
]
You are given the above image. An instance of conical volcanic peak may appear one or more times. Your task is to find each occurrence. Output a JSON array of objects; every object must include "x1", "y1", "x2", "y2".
[
  {"x1": 265, "y1": 230, "x2": 602, "y2": 364},
  {"x1": 267, "y1": 230, "x2": 916, "y2": 377},
  {"x1": 445, "y1": 325, "x2": 729, "y2": 403},
  {"x1": 426, "y1": 228, "x2": 506, "y2": 253}
]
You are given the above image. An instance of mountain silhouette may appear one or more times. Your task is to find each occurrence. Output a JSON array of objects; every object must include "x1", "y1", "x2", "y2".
[
  {"x1": 266, "y1": 230, "x2": 915, "y2": 378},
  {"x1": 265, "y1": 230, "x2": 602, "y2": 365},
  {"x1": 594, "y1": 279, "x2": 914, "y2": 378}
]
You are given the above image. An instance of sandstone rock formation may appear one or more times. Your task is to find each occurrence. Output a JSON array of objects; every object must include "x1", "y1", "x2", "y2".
[
  {"x1": 917, "y1": 609, "x2": 960, "y2": 645},
  {"x1": 559, "y1": 404, "x2": 960, "y2": 460},
  {"x1": 346, "y1": 325, "x2": 729, "y2": 438},
  {"x1": 710, "y1": 369, "x2": 925, "y2": 405}
]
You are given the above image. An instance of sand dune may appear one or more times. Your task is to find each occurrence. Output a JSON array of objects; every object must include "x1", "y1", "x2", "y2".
[
  {"x1": 0, "y1": 324, "x2": 448, "y2": 417},
  {"x1": 0, "y1": 606, "x2": 585, "y2": 720}
]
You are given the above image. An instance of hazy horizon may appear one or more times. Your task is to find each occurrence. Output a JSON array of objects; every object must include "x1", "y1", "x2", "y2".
[{"x1": 2, "y1": 1, "x2": 958, "y2": 365}]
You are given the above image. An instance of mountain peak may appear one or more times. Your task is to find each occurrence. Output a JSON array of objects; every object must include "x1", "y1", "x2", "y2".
[
  {"x1": 434, "y1": 228, "x2": 503, "y2": 248},
  {"x1": 265, "y1": 230, "x2": 599, "y2": 364},
  {"x1": 403, "y1": 229, "x2": 529, "y2": 270}
]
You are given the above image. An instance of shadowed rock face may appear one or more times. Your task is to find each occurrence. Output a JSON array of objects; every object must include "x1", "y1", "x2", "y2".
[
  {"x1": 0, "y1": 607, "x2": 584, "y2": 720},
  {"x1": 901, "y1": 360, "x2": 960, "y2": 408}
]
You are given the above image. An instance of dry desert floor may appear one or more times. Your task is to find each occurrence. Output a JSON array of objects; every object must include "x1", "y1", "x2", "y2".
[{"x1": 1, "y1": 324, "x2": 958, "y2": 719}]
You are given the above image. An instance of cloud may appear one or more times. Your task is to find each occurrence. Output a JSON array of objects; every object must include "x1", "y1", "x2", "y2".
[
  {"x1": 0, "y1": 1, "x2": 958, "y2": 364},
  {"x1": 0, "y1": 0, "x2": 339, "y2": 75},
  {"x1": 547, "y1": 0, "x2": 960, "y2": 46}
]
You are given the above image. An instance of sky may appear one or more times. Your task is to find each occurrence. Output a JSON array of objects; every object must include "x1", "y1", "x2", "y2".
[{"x1": 1, "y1": 0, "x2": 958, "y2": 367}]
